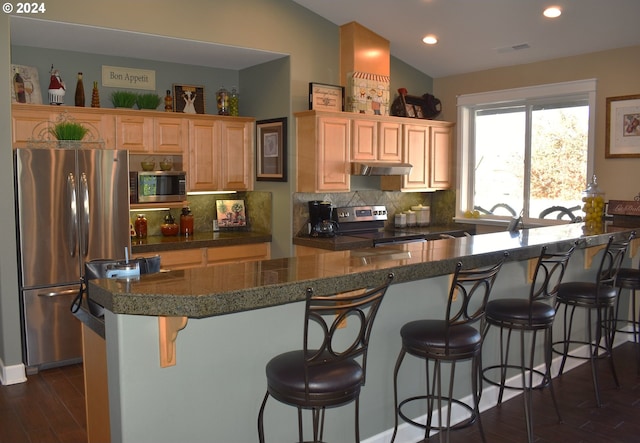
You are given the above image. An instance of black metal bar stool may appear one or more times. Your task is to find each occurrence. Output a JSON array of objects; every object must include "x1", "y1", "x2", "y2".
[
  {"x1": 482, "y1": 245, "x2": 575, "y2": 443},
  {"x1": 613, "y1": 262, "x2": 640, "y2": 373},
  {"x1": 390, "y1": 256, "x2": 507, "y2": 443},
  {"x1": 552, "y1": 234, "x2": 634, "y2": 407},
  {"x1": 257, "y1": 273, "x2": 394, "y2": 443}
]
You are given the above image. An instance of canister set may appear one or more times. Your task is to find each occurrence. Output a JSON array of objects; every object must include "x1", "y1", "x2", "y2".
[{"x1": 394, "y1": 205, "x2": 430, "y2": 228}]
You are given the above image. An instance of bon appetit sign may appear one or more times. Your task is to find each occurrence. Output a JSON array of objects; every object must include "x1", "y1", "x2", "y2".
[{"x1": 101, "y1": 65, "x2": 156, "y2": 91}]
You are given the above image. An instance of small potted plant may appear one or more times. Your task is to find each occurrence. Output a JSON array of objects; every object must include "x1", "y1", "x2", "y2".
[
  {"x1": 48, "y1": 121, "x2": 89, "y2": 141},
  {"x1": 136, "y1": 93, "x2": 162, "y2": 110},
  {"x1": 110, "y1": 90, "x2": 138, "y2": 108}
]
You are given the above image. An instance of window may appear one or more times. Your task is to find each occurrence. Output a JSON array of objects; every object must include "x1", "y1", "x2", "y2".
[{"x1": 456, "y1": 79, "x2": 596, "y2": 225}]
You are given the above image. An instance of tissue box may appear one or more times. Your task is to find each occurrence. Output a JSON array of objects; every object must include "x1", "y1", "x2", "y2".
[{"x1": 346, "y1": 72, "x2": 390, "y2": 116}]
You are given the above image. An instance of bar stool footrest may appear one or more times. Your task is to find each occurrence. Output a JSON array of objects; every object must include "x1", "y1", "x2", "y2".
[
  {"x1": 482, "y1": 364, "x2": 550, "y2": 391},
  {"x1": 552, "y1": 339, "x2": 611, "y2": 360},
  {"x1": 397, "y1": 395, "x2": 477, "y2": 433}
]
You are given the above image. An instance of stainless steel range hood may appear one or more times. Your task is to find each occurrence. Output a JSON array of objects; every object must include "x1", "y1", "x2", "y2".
[{"x1": 350, "y1": 162, "x2": 412, "y2": 176}]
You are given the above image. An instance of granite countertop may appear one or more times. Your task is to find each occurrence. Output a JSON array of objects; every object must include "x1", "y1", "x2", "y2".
[
  {"x1": 131, "y1": 230, "x2": 272, "y2": 254},
  {"x1": 292, "y1": 223, "x2": 475, "y2": 250},
  {"x1": 89, "y1": 223, "x2": 635, "y2": 319}
]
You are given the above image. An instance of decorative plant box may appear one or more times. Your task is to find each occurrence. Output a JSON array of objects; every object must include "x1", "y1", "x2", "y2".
[
  {"x1": 607, "y1": 200, "x2": 640, "y2": 227},
  {"x1": 346, "y1": 71, "x2": 390, "y2": 116}
]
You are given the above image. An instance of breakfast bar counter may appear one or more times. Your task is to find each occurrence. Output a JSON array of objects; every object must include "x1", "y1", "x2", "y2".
[
  {"x1": 89, "y1": 223, "x2": 628, "y2": 319},
  {"x1": 85, "y1": 223, "x2": 638, "y2": 443}
]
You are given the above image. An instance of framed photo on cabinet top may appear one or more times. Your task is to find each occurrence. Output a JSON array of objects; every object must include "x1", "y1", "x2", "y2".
[
  {"x1": 606, "y1": 94, "x2": 640, "y2": 158},
  {"x1": 309, "y1": 82, "x2": 345, "y2": 112},
  {"x1": 256, "y1": 117, "x2": 287, "y2": 182},
  {"x1": 172, "y1": 84, "x2": 205, "y2": 114}
]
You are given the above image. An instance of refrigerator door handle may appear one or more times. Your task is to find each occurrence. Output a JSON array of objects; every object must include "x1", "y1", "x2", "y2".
[
  {"x1": 80, "y1": 172, "x2": 90, "y2": 257},
  {"x1": 67, "y1": 173, "x2": 78, "y2": 257},
  {"x1": 37, "y1": 288, "x2": 79, "y2": 297}
]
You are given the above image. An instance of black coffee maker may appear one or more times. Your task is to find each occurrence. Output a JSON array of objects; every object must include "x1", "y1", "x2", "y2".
[{"x1": 308, "y1": 200, "x2": 338, "y2": 237}]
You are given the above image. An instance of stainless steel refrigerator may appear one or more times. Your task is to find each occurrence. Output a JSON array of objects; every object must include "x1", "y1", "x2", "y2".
[{"x1": 14, "y1": 147, "x2": 130, "y2": 371}]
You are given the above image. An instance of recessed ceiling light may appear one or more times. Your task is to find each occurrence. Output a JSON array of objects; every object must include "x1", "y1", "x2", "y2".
[
  {"x1": 543, "y1": 6, "x2": 562, "y2": 18},
  {"x1": 422, "y1": 35, "x2": 438, "y2": 45}
]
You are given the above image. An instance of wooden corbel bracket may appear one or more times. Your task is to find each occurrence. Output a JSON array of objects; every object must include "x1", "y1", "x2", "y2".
[{"x1": 158, "y1": 316, "x2": 188, "y2": 368}]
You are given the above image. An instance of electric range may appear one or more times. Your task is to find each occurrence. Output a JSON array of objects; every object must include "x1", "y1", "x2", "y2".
[{"x1": 334, "y1": 205, "x2": 427, "y2": 247}]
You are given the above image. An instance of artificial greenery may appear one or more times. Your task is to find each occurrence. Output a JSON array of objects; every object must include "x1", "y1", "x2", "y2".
[
  {"x1": 48, "y1": 121, "x2": 89, "y2": 140},
  {"x1": 136, "y1": 93, "x2": 162, "y2": 110},
  {"x1": 110, "y1": 90, "x2": 138, "y2": 108}
]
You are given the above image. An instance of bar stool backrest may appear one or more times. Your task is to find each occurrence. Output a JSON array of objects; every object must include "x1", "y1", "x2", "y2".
[
  {"x1": 445, "y1": 255, "x2": 507, "y2": 344},
  {"x1": 598, "y1": 233, "x2": 635, "y2": 293},
  {"x1": 530, "y1": 245, "x2": 576, "y2": 304},
  {"x1": 303, "y1": 273, "x2": 394, "y2": 392}
]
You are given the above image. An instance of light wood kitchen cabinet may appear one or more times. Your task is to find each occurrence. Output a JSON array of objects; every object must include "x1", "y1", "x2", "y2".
[
  {"x1": 115, "y1": 114, "x2": 153, "y2": 152},
  {"x1": 296, "y1": 110, "x2": 351, "y2": 193},
  {"x1": 188, "y1": 119, "x2": 220, "y2": 191},
  {"x1": 132, "y1": 243, "x2": 270, "y2": 270},
  {"x1": 11, "y1": 104, "x2": 115, "y2": 148},
  {"x1": 154, "y1": 117, "x2": 188, "y2": 154},
  {"x1": 381, "y1": 120, "x2": 454, "y2": 191},
  {"x1": 116, "y1": 114, "x2": 187, "y2": 155},
  {"x1": 219, "y1": 119, "x2": 254, "y2": 191},
  {"x1": 11, "y1": 105, "x2": 55, "y2": 147},
  {"x1": 11, "y1": 105, "x2": 254, "y2": 192},
  {"x1": 351, "y1": 118, "x2": 402, "y2": 162},
  {"x1": 188, "y1": 117, "x2": 254, "y2": 192},
  {"x1": 206, "y1": 243, "x2": 270, "y2": 265}
]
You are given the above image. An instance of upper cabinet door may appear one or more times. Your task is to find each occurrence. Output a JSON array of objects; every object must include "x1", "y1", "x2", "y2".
[
  {"x1": 154, "y1": 118, "x2": 188, "y2": 154},
  {"x1": 316, "y1": 116, "x2": 351, "y2": 192},
  {"x1": 116, "y1": 115, "x2": 153, "y2": 152},
  {"x1": 400, "y1": 124, "x2": 430, "y2": 190},
  {"x1": 377, "y1": 121, "x2": 402, "y2": 162},
  {"x1": 296, "y1": 111, "x2": 351, "y2": 193},
  {"x1": 219, "y1": 119, "x2": 253, "y2": 191},
  {"x1": 430, "y1": 124, "x2": 453, "y2": 189},
  {"x1": 351, "y1": 119, "x2": 377, "y2": 161},
  {"x1": 188, "y1": 119, "x2": 220, "y2": 191}
]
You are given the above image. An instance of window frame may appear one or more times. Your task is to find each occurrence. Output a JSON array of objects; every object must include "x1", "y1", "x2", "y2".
[{"x1": 455, "y1": 79, "x2": 597, "y2": 227}]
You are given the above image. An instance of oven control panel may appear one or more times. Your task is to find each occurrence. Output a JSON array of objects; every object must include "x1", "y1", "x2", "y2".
[{"x1": 335, "y1": 205, "x2": 388, "y2": 222}]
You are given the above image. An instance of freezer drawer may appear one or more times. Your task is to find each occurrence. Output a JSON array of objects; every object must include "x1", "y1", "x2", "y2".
[{"x1": 22, "y1": 286, "x2": 82, "y2": 369}]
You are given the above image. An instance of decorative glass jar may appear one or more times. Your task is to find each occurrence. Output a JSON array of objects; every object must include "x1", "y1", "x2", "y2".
[{"x1": 582, "y1": 175, "x2": 605, "y2": 234}]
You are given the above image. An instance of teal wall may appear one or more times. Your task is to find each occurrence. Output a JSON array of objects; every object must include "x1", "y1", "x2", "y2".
[{"x1": 11, "y1": 45, "x2": 239, "y2": 111}]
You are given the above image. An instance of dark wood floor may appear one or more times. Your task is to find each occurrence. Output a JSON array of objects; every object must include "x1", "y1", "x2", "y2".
[
  {"x1": 1, "y1": 343, "x2": 639, "y2": 442},
  {"x1": 445, "y1": 341, "x2": 640, "y2": 443},
  {"x1": 0, "y1": 363, "x2": 86, "y2": 443}
]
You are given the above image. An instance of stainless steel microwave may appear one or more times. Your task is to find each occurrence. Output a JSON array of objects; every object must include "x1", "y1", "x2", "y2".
[{"x1": 129, "y1": 171, "x2": 186, "y2": 203}]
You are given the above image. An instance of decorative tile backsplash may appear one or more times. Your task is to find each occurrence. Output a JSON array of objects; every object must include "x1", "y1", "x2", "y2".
[
  {"x1": 130, "y1": 191, "x2": 272, "y2": 237},
  {"x1": 292, "y1": 190, "x2": 455, "y2": 235}
]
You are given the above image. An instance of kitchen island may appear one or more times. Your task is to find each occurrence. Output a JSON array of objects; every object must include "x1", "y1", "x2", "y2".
[{"x1": 87, "y1": 224, "x2": 636, "y2": 443}]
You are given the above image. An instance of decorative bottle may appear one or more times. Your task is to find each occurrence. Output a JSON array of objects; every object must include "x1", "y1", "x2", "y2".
[
  {"x1": 91, "y1": 81, "x2": 100, "y2": 108},
  {"x1": 14, "y1": 71, "x2": 26, "y2": 103},
  {"x1": 75, "y1": 72, "x2": 85, "y2": 107},
  {"x1": 164, "y1": 89, "x2": 173, "y2": 112},
  {"x1": 229, "y1": 87, "x2": 239, "y2": 116},
  {"x1": 180, "y1": 207, "x2": 194, "y2": 236},
  {"x1": 582, "y1": 175, "x2": 605, "y2": 235},
  {"x1": 134, "y1": 214, "x2": 148, "y2": 239},
  {"x1": 216, "y1": 86, "x2": 229, "y2": 116}
]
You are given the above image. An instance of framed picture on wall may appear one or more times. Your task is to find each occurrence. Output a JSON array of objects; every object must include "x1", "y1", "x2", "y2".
[
  {"x1": 256, "y1": 117, "x2": 287, "y2": 182},
  {"x1": 172, "y1": 84, "x2": 205, "y2": 114},
  {"x1": 606, "y1": 94, "x2": 640, "y2": 158}
]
